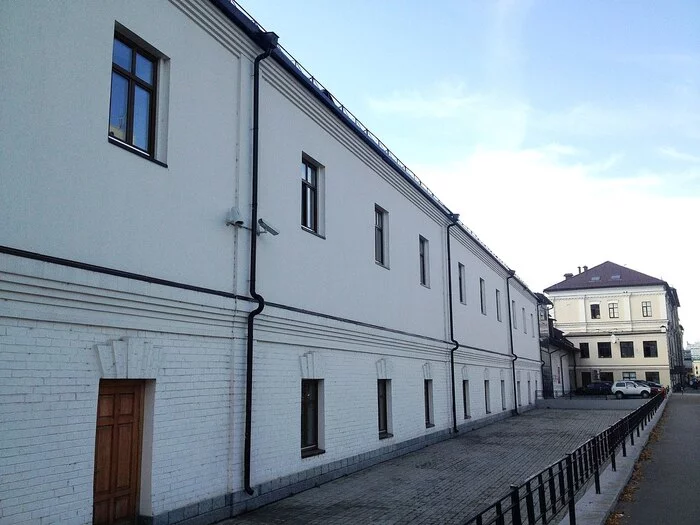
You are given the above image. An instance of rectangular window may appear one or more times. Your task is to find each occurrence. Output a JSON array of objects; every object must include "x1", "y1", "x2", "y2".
[
  {"x1": 530, "y1": 313, "x2": 535, "y2": 337},
  {"x1": 642, "y1": 301, "x2": 652, "y2": 317},
  {"x1": 458, "y1": 263, "x2": 466, "y2": 304},
  {"x1": 109, "y1": 34, "x2": 158, "y2": 157},
  {"x1": 479, "y1": 278, "x2": 487, "y2": 315},
  {"x1": 496, "y1": 290, "x2": 502, "y2": 321},
  {"x1": 579, "y1": 343, "x2": 590, "y2": 358},
  {"x1": 374, "y1": 206, "x2": 388, "y2": 266},
  {"x1": 597, "y1": 342, "x2": 612, "y2": 358},
  {"x1": 301, "y1": 158, "x2": 319, "y2": 233},
  {"x1": 645, "y1": 371, "x2": 660, "y2": 383},
  {"x1": 424, "y1": 379, "x2": 434, "y2": 427},
  {"x1": 590, "y1": 304, "x2": 601, "y2": 319},
  {"x1": 484, "y1": 380, "x2": 491, "y2": 414},
  {"x1": 522, "y1": 308, "x2": 527, "y2": 334},
  {"x1": 500, "y1": 380, "x2": 506, "y2": 410},
  {"x1": 517, "y1": 381, "x2": 522, "y2": 406},
  {"x1": 599, "y1": 371, "x2": 614, "y2": 382},
  {"x1": 620, "y1": 341, "x2": 634, "y2": 358},
  {"x1": 462, "y1": 380, "x2": 471, "y2": 419},
  {"x1": 377, "y1": 379, "x2": 392, "y2": 438},
  {"x1": 643, "y1": 341, "x2": 658, "y2": 358},
  {"x1": 301, "y1": 380, "x2": 324, "y2": 457},
  {"x1": 527, "y1": 380, "x2": 532, "y2": 404},
  {"x1": 608, "y1": 302, "x2": 619, "y2": 319},
  {"x1": 419, "y1": 236, "x2": 430, "y2": 287},
  {"x1": 512, "y1": 301, "x2": 517, "y2": 329},
  {"x1": 622, "y1": 372, "x2": 637, "y2": 380}
]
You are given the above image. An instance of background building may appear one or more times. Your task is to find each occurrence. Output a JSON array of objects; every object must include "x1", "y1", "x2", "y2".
[
  {"x1": 0, "y1": 1, "x2": 541, "y2": 524},
  {"x1": 544, "y1": 261, "x2": 683, "y2": 389}
]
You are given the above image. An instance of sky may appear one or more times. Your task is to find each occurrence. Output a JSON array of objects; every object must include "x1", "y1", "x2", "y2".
[{"x1": 238, "y1": 0, "x2": 700, "y2": 343}]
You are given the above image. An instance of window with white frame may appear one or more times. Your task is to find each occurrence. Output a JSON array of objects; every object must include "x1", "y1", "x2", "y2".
[
  {"x1": 458, "y1": 263, "x2": 466, "y2": 304},
  {"x1": 479, "y1": 278, "x2": 487, "y2": 315},
  {"x1": 424, "y1": 379, "x2": 434, "y2": 427},
  {"x1": 301, "y1": 157, "x2": 320, "y2": 233},
  {"x1": 642, "y1": 301, "x2": 652, "y2": 317},
  {"x1": 500, "y1": 380, "x2": 506, "y2": 410},
  {"x1": 462, "y1": 380, "x2": 471, "y2": 418},
  {"x1": 522, "y1": 308, "x2": 527, "y2": 334},
  {"x1": 419, "y1": 236, "x2": 430, "y2": 287},
  {"x1": 530, "y1": 313, "x2": 535, "y2": 337},
  {"x1": 377, "y1": 379, "x2": 392, "y2": 438},
  {"x1": 484, "y1": 380, "x2": 491, "y2": 414},
  {"x1": 590, "y1": 303, "x2": 601, "y2": 319},
  {"x1": 374, "y1": 206, "x2": 389, "y2": 266},
  {"x1": 301, "y1": 379, "x2": 324, "y2": 457},
  {"x1": 512, "y1": 300, "x2": 517, "y2": 328},
  {"x1": 496, "y1": 290, "x2": 502, "y2": 321},
  {"x1": 608, "y1": 302, "x2": 619, "y2": 319}
]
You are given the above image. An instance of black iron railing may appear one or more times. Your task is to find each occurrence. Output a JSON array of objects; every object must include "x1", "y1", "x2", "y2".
[{"x1": 465, "y1": 393, "x2": 664, "y2": 525}]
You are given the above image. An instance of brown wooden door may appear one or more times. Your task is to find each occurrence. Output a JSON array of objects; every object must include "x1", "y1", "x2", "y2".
[{"x1": 93, "y1": 380, "x2": 144, "y2": 525}]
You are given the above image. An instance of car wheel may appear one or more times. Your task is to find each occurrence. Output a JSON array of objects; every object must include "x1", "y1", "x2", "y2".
[
  {"x1": 615, "y1": 391, "x2": 623, "y2": 399},
  {"x1": 641, "y1": 391, "x2": 649, "y2": 398}
]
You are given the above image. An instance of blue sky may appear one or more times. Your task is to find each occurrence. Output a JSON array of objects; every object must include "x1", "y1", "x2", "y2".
[{"x1": 240, "y1": 0, "x2": 700, "y2": 342}]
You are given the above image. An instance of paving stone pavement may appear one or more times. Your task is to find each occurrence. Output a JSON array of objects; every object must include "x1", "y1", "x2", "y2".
[{"x1": 222, "y1": 407, "x2": 633, "y2": 525}]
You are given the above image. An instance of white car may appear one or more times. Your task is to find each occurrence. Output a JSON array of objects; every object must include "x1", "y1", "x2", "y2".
[{"x1": 612, "y1": 381, "x2": 651, "y2": 399}]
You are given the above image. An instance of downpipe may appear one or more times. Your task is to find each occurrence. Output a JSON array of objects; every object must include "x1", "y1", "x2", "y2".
[
  {"x1": 446, "y1": 214, "x2": 460, "y2": 433},
  {"x1": 506, "y1": 271, "x2": 519, "y2": 414}
]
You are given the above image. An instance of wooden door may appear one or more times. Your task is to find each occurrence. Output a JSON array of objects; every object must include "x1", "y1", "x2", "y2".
[{"x1": 93, "y1": 380, "x2": 144, "y2": 525}]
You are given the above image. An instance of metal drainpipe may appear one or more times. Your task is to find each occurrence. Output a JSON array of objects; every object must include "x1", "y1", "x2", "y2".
[
  {"x1": 244, "y1": 32, "x2": 278, "y2": 496},
  {"x1": 505, "y1": 271, "x2": 518, "y2": 414},
  {"x1": 446, "y1": 214, "x2": 460, "y2": 433}
]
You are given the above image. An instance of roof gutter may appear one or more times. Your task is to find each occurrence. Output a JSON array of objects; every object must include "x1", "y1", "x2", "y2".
[
  {"x1": 506, "y1": 270, "x2": 519, "y2": 414},
  {"x1": 446, "y1": 214, "x2": 460, "y2": 433},
  {"x1": 244, "y1": 31, "x2": 278, "y2": 496}
]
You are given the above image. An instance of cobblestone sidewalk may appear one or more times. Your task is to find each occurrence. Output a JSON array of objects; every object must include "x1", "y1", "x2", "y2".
[{"x1": 222, "y1": 407, "x2": 632, "y2": 525}]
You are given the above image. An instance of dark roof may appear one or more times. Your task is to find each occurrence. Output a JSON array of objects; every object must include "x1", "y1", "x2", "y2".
[{"x1": 544, "y1": 261, "x2": 668, "y2": 293}]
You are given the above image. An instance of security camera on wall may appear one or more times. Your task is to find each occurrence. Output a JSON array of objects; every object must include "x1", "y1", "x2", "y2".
[
  {"x1": 257, "y1": 218, "x2": 279, "y2": 236},
  {"x1": 225, "y1": 207, "x2": 245, "y2": 227}
]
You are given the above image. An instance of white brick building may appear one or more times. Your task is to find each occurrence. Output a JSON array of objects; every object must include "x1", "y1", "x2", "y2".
[{"x1": 0, "y1": 1, "x2": 542, "y2": 524}]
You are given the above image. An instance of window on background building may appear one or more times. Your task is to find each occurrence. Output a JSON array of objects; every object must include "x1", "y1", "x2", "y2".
[
  {"x1": 620, "y1": 341, "x2": 635, "y2": 358},
  {"x1": 643, "y1": 341, "x2": 658, "y2": 358},
  {"x1": 479, "y1": 278, "x2": 487, "y2": 314},
  {"x1": 301, "y1": 379, "x2": 324, "y2": 457},
  {"x1": 424, "y1": 379, "x2": 434, "y2": 427},
  {"x1": 496, "y1": 290, "x2": 502, "y2": 321},
  {"x1": 512, "y1": 301, "x2": 518, "y2": 329},
  {"x1": 419, "y1": 236, "x2": 430, "y2": 287},
  {"x1": 642, "y1": 301, "x2": 652, "y2": 317},
  {"x1": 377, "y1": 379, "x2": 392, "y2": 439},
  {"x1": 374, "y1": 206, "x2": 388, "y2": 266},
  {"x1": 608, "y1": 302, "x2": 619, "y2": 319},
  {"x1": 522, "y1": 308, "x2": 527, "y2": 334},
  {"x1": 458, "y1": 263, "x2": 466, "y2": 304},
  {"x1": 579, "y1": 343, "x2": 590, "y2": 358},
  {"x1": 645, "y1": 372, "x2": 660, "y2": 383},
  {"x1": 590, "y1": 304, "x2": 601, "y2": 319},
  {"x1": 109, "y1": 33, "x2": 161, "y2": 157},
  {"x1": 500, "y1": 380, "x2": 506, "y2": 410},
  {"x1": 462, "y1": 380, "x2": 471, "y2": 418},
  {"x1": 301, "y1": 157, "x2": 320, "y2": 233},
  {"x1": 484, "y1": 380, "x2": 491, "y2": 414},
  {"x1": 598, "y1": 342, "x2": 612, "y2": 358},
  {"x1": 622, "y1": 372, "x2": 637, "y2": 380}
]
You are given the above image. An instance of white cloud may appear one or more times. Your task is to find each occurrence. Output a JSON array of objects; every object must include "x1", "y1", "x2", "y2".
[{"x1": 659, "y1": 146, "x2": 700, "y2": 163}]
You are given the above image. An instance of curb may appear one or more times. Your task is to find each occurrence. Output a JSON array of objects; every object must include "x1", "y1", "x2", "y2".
[{"x1": 558, "y1": 396, "x2": 668, "y2": 525}]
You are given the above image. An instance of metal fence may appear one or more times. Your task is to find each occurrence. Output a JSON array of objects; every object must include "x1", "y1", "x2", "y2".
[{"x1": 465, "y1": 393, "x2": 664, "y2": 525}]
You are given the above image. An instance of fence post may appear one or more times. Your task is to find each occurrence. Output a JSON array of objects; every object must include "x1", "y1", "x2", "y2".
[
  {"x1": 566, "y1": 454, "x2": 577, "y2": 525},
  {"x1": 510, "y1": 485, "x2": 522, "y2": 525},
  {"x1": 591, "y1": 438, "x2": 600, "y2": 494},
  {"x1": 621, "y1": 421, "x2": 627, "y2": 457},
  {"x1": 610, "y1": 443, "x2": 617, "y2": 472},
  {"x1": 630, "y1": 419, "x2": 635, "y2": 447}
]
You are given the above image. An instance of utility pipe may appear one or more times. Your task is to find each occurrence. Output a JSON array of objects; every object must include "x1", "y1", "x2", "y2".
[{"x1": 446, "y1": 213, "x2": 460, "y2": 433}]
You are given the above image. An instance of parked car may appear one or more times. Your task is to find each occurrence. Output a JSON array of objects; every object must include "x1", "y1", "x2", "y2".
[
  {"x1": 612, "y1": 381, "x2": 651, "y2": 399},
  {"x1": 581, "y1": 381, "x2": 613, "y2": 395},
  {"x1": 634, "y1": 380, "x2": 664, "y2": 395}
]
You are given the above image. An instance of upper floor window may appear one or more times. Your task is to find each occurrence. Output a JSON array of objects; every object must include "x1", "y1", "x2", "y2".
[
  {"x1": 522, "y1": 308, "x2": 527, "y2": 333},
  {"x1": 597, "y1": 342, "x2": 612, "y2": 358},
  {"x1": 419, "y1": 236, "x2": 430, "y2": 287},
  {"x1": 608, "y1": 302, "x2": 619, "y2": 319},
  {"x1": 301, "y1": 158, "x2": 319, "y2": 233},
  {"x1": 458, "y1": 264, "x2": 466, "y2": 304},
  {"x1": 642, "y1": 301, "x2": 652, "y2": 317},
  {"x1": 479, "y1": 278, "x2": 487, "y2": 314},
  {"x1": 530, "y1": 313, "x2": 535, "y2": 337},
  {"x1": 590, "y1": 304, "x2": 601, "y2": 319},
  {"x1": 579, "y1": 342, "x2": 590, "y2": 358},
  {"x1": 620, "y1": 341, "x2": 634, "y2": 358},
  {"x1": 643, "y1": 341, "x2": 658, "y2": 358},
  {"x1": 512, "y1": 300, "x2": 517, "y2": 328},
  {"x1": 495, "y1": 290, "x2": 502, "y2": 321},
  {"x1": 109, "y1": 35, "x2": 158, "y2": 156},
  {"x1": 374, "y1": 206, "x2": 388, "y2": 266}
]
